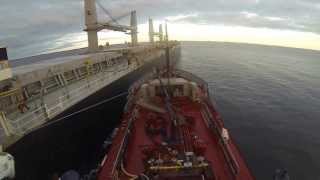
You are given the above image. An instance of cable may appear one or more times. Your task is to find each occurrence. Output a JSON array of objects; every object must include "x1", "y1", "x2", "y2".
[
  {"x1": 96, "y1": 0, "x2": 119, "y2": 25},
  {"x1": 35, "y1": 91, "x2": 128, "y2": 130}
]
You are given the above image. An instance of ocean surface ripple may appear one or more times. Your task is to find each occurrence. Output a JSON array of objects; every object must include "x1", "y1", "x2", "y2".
[{"x1": 178, "y1": 41, "x2": 320, "y2": 180}]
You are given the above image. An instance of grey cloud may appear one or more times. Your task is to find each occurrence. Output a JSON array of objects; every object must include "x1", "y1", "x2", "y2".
[
  {"x1": 0, "y1": 0, "x2": 319, "y2": 58},
  {"x1": 97, "y1": 0, "x2": 320, "y2": 34}
]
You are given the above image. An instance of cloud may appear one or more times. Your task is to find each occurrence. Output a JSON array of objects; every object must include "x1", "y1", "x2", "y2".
[
  {"x1": 0, "y1": 0, "x2": 319, "y2": 58},
  {"x1": 157, "y1": 0, "x2": 320, "y2": 34}
]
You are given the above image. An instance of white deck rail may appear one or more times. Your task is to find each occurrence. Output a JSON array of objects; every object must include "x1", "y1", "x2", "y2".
[{"x1": 0, "y1": 62, "x2": 138, "y2": 143}]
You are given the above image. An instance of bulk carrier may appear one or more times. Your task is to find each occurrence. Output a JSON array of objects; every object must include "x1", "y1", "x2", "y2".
[{"x1": 0, "y1": 0, "x2": 180, "y2": 179}]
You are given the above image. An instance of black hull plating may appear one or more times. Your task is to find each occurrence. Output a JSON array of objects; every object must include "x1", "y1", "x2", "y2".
[{"x1": 6, "y1": 48, "x2": 180, "y2": 180}]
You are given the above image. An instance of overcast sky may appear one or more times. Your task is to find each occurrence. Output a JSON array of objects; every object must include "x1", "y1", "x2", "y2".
[{"x1": 1, "y1": 0, "x2": 320, "y2": 59}]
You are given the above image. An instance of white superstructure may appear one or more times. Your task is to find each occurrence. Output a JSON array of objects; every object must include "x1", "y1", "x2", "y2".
[{"x1": 0, "y1": 146, "x2": 15, "y2": 179}]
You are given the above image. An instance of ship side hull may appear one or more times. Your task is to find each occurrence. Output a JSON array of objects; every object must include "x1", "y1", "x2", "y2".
[{"x1": 6, "y1": 48, "x2": 180, "y2": 180}]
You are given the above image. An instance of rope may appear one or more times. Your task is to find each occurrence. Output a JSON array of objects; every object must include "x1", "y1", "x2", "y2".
[
  {"x1": 140, "y1": 173, "x2": 150, "y2": 180},
  {"x1": 121, "y1": 163, "x2": 138, "y2": 179},
  {"x1": 36, "y1": 91, "x2": 128, "y2": 130}
]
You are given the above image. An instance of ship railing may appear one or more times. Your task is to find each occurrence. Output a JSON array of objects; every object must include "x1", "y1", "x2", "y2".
[
  {"x1": 174, "y1": 69, "x2": 209, "y2": 93},
  {"x1": 200, "y1": 100, "x2": 240, "y2": 176},
  {"x1": 125, "y1": 71, "x2": 156, "y2": 112},
  {"x1": 127, "y1": 69, "x2": 209, "y2": 98},
  {"x1": 125, "y1": 69, "x2": 210, "y2": 113},
  {"x1": 130, "y1": 69, "x2": 209, "y2": 93},
  {"x1": 100, "y1": 116, "x2": 133, "y2": 179},
  {"x1": 8, "y1": 106, "x2": 46, "y2": 135},
  {"x1": 3, "y1": 63, "x2": 138, "y2": 137},
  {"x1": 112, "y1": 118, "x2": 132, "y2": 176}
]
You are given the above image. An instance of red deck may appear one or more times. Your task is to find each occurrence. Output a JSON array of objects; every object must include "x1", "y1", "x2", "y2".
[{"x1": 98, "y1": 95, "x2": 254, "y2": 180}]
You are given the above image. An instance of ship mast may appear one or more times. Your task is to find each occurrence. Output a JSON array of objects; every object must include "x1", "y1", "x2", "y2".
[{"x1": 165, "y1": 21, "x2": 171, "y2": 79}]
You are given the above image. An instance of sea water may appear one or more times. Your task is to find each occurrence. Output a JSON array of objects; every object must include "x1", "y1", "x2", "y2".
[{"x1": 178, "y1": 41, "x2": 320, "y2": 180}]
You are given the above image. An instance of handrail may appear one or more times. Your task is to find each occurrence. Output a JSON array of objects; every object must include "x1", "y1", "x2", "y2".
[
  {"x1": 175, "y1": 69, "x2": 208, "y2": 91},
  {"x1": 0, "y1": 88, "x2": 19, "y2": 98},
  {"x1": 2, "y1": 63, "x2": 137, "y2": 136},
  {"x1": 201, "y1": 101, "x2": 240, "y2": 175},
  {"x1": 110, "y1": 117, "x2": 133, "y2": 177},
  {"x1": 128, "y1": 69, "x2": 208, "y2": 95},
  {"x1": 126, "y1": 69, "x2": 209, "y2": 110}
]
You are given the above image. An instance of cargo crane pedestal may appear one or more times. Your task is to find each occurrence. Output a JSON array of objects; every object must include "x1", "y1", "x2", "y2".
[{"x1": 149, "y1": 18, "x2": 164, "y2": 44}]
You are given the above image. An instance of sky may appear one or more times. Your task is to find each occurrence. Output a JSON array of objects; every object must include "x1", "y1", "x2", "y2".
[{"x1": 0, "y1": 0, "x2": 320, "y2": 59}]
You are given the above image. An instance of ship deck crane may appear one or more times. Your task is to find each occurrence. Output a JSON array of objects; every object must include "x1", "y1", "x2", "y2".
[
  {"x1": 149, "y1": 19, "x2": 164, "y2": 43},
  {"x1": 84, "y1": 0, "x2": 138, "y2": 52},
  {"x1": 95, "y1": 1, "x2": 134, "y2": 33}
]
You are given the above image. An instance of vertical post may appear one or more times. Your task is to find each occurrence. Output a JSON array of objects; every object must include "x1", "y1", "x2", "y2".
[
  {"x1": 55, "y1": 75, "x2": 63, "y2": 87},
  {"x1": 130, "y1": 11, "x2": 138, "y2": 46},
  {"x1": 60, "y1": 74, "x2": 68, "y2": 86},
  {"x1": 43, "y1": 103, "x2": 50, "y2": 120},
  {"x1": 0, "y1": 112, "x2": 13, "y2": 136},
  {"x1": 165, "y1": 20, "x2": 169, "y2": 41},
  {"x1": 149, "y1": 18, "x2": 154, "y2": 43},
  {"x1": 98, "y1": 62, "x2": 103, "y2": 72},
  {"x1": 39, "y1": 80, "x2": 47, "y2": 94},
  {"x1": 58, "y1": 96, "x2": 64, "y2": 109},
  {"x1": 84, "y1": 0, "x2": 99, "y2": 52},
  {"x1": 73, "y1": 69, "x2": 80, "y2": 80},
  {"x1": 23, "y1": 88, "x2": 30, "y2": 99},
  {"x1": 60, "y1": 74, "x2": 70, "y2": 98}
]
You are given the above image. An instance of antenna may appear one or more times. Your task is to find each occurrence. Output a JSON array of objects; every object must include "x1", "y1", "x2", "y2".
[{"x1": 165, "y1": 22, "x2": 170, "y2": 79}]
